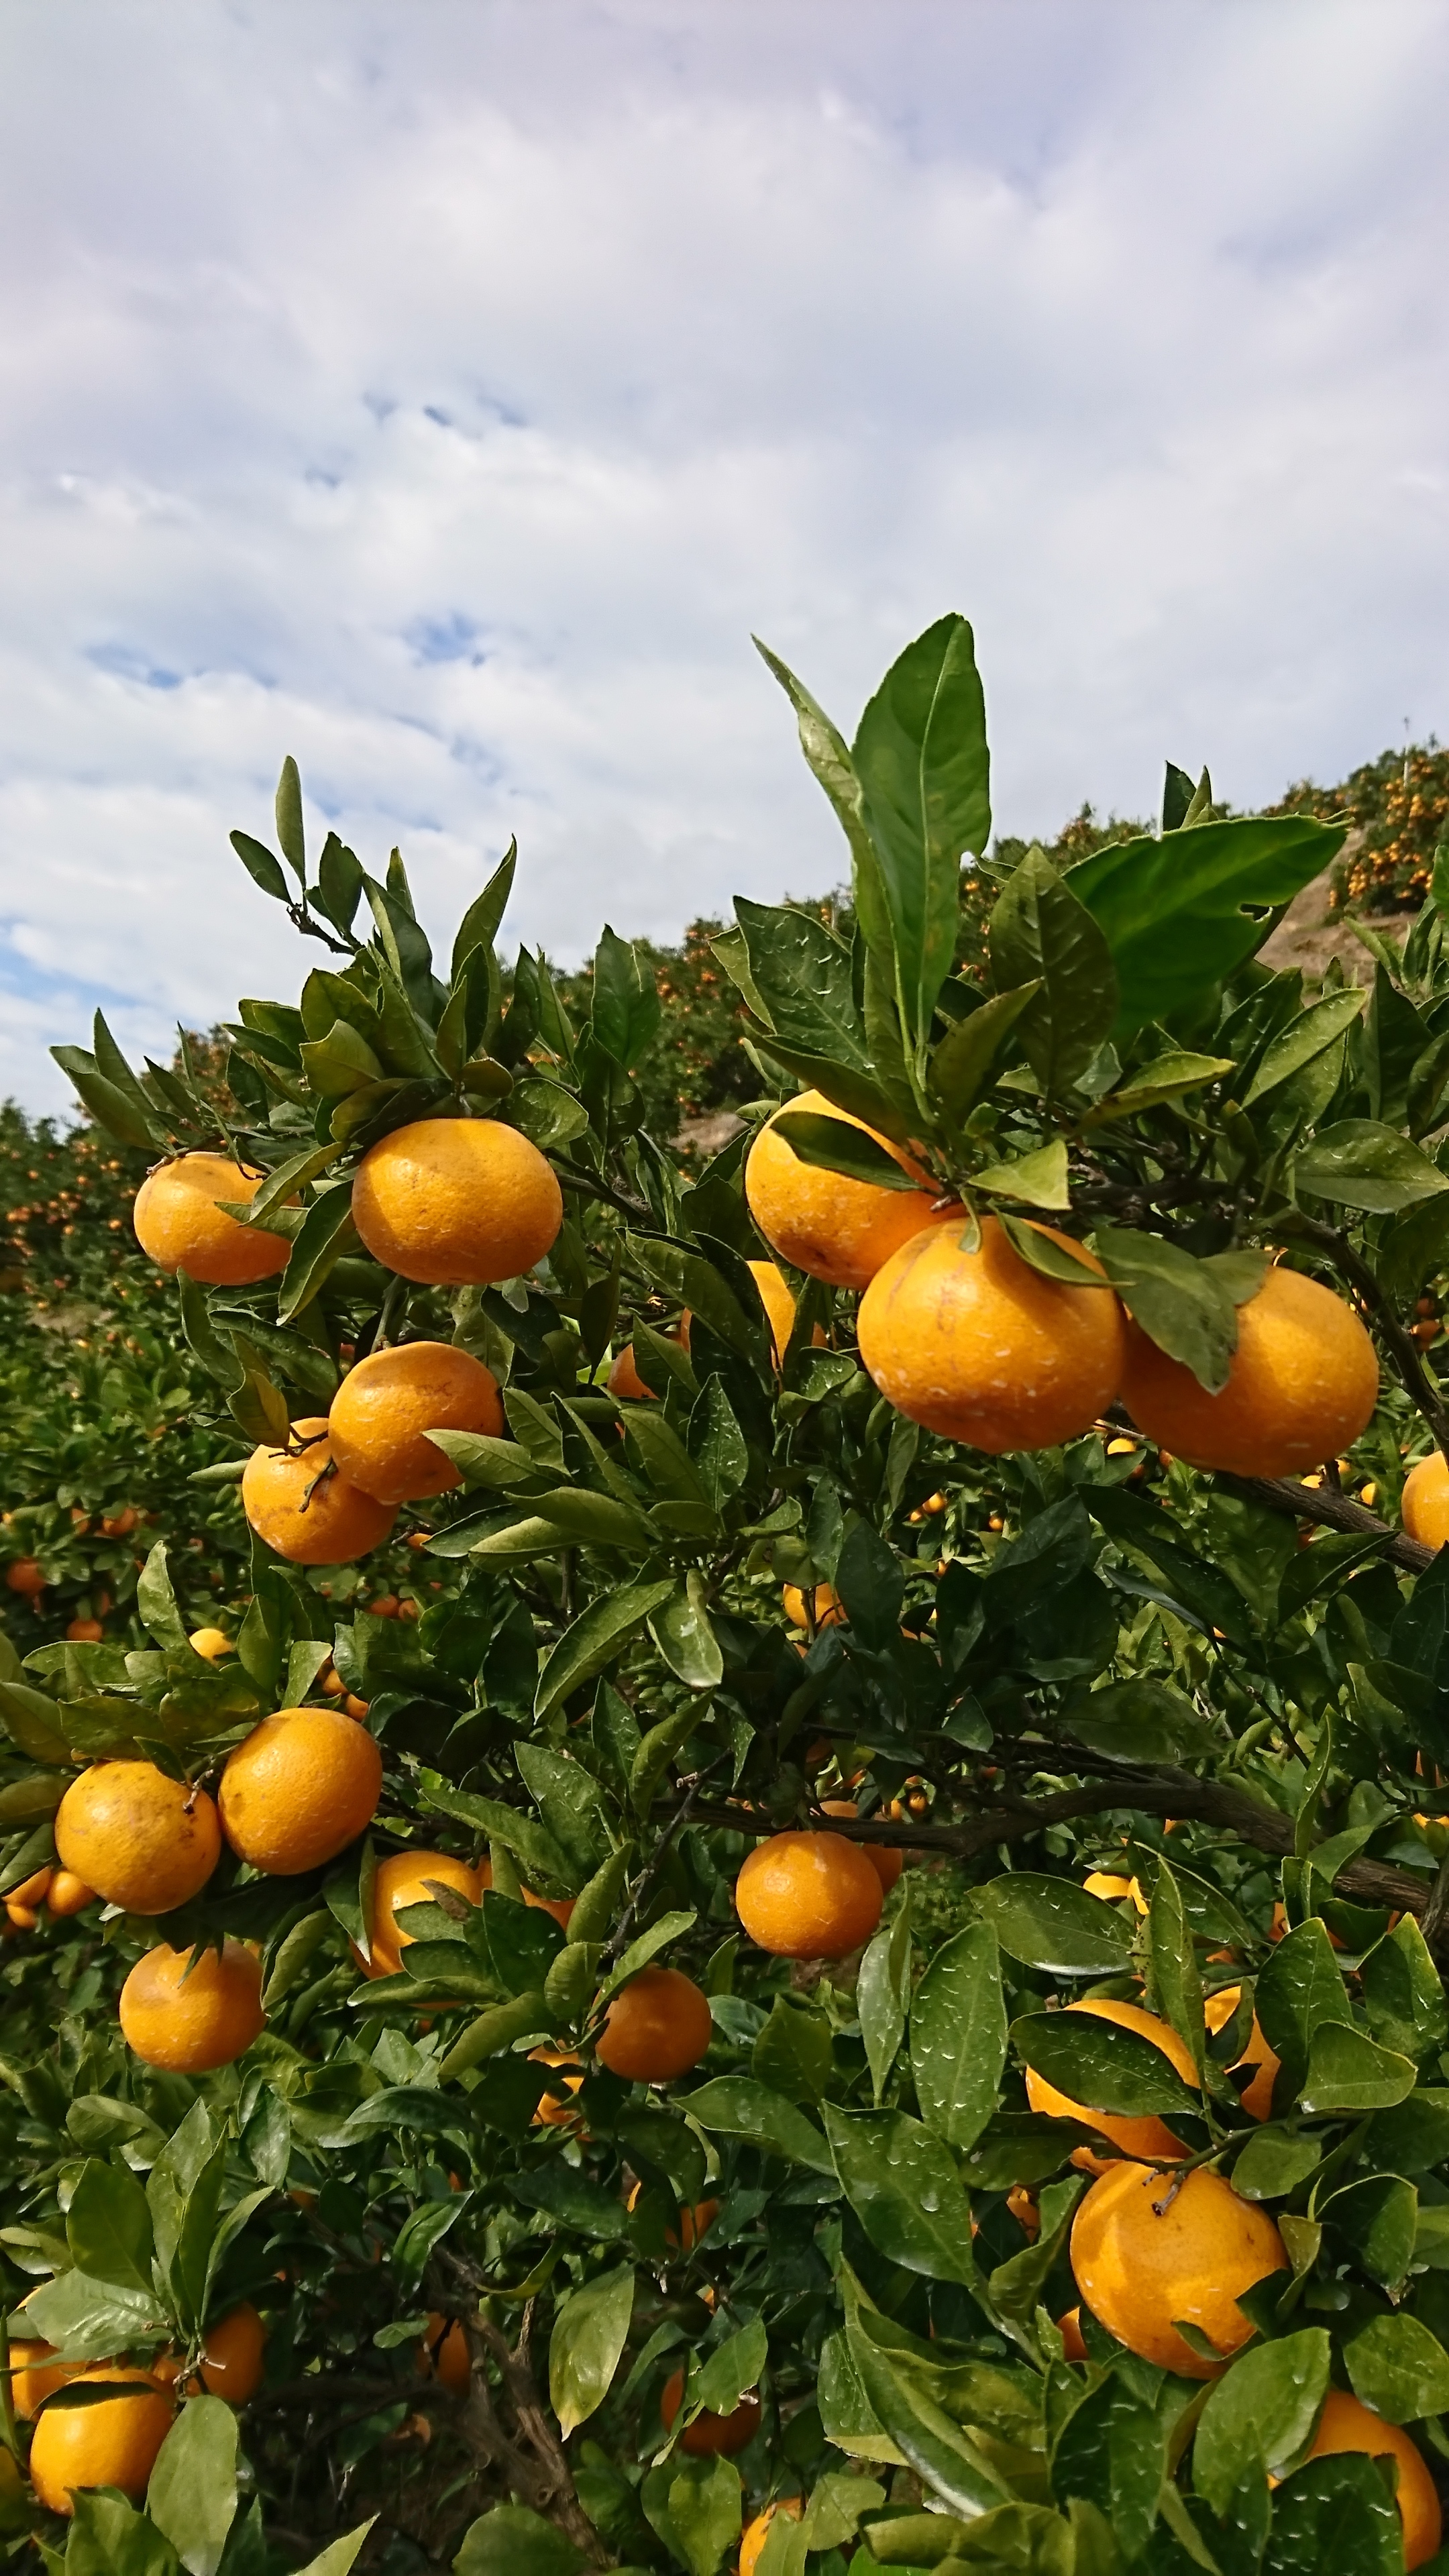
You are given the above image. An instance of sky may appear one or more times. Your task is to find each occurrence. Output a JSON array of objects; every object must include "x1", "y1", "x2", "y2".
[{"x1": 1, "y1": 0, "x2": 1447, "y2": 1113}]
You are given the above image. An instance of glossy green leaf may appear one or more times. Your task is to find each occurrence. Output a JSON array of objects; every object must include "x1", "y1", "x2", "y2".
[
  {"x1": 1344, "y1": 2312, "x2": 1449, "y2": 2426},
  {"x1": 928, "y1": 983, "x2": 1039, "y2": 1124},
  {"x1": 909, "y1": 1921, "x2": 1006, "y2": 2152},
  {"x1": 1079, "y1": 1049, "x2": 1236, "y2": 1126},
  {"x1": 1193, "y1": 2330, "x2": 1330, "y2": 2514},
  {"x1": 989, "y1": 849, "x2": 1118, "y2": 1100},
  {"x1": 66, "y1": 2158, "x2": 154, "y2": 2295},
  {"x1": 1231, "y1": 2126, "x2": 1323, "y2": 2201},
  {"x1": 534, "y1": 1578, "x2": 676, "y2": 1723},
  {"x1": 732, "y1": 898, "x2": 873, "y2": 1075},
  {"x1": 548, "y1": 2265, "x2": 634, "y2": 2437},
  {"x1": 1264, "y1": 2451, "x2": 1404, "y2": 2573},
  {"x1": 1360, "y1": 1914, "x2": 1449, "y2": 2061},
  {"x1": 147, "y1": 2397, "x2": 239, "y2": 2576},
  {"x1": 1242, "y1": 987, "x2": 1366, "y2": 1105},
  {"x1": 822, "y1": 2105, "x2": 975, "y2": 2284},
  {"x1": 1250, "y1": 1917, "x2": 1350, "y2": 2102},
  {"x1": 770, "y1": 1112, "x2": 923, "y2": 1193},
  {"x1": 453, "y1": 2506, "x2": 586, "y2": 2576},
  {"x1": 974, "y1": 1137, "x2": 1071, "y2": 1210},
  {"x1": 1293, "y1": 1118, "x2": 1449, "y2": 1213},
  {"x1": 277, "y1": 1187, "x2": 359, "y2": 1320},
  {"x1": 643, "y1": 2455, "x2": 743, "y2": 2576},
  {"x1": 1299, "y1": 2023, "x2": 1417, "y2": 2114},
  {"x1": 648, "y1": 1576, "x2": 724, "y2": 1690},
  {"x1": 1010, "y1": 2010, "x2": 1200, "y2": 2121},
  {"x1": 1069, "y1": 812, "x2": 1346, "y2": 1032},
  {"x1": 678, "y1": 2077, "x2": 833, "y2": 2172},
  {"x1": 846, "y1": 2322, "x2": 1010, "y2": 2518},
  {"x1": 1322, "y1": 2174, "x2": 1418, "y2": 2288},
  {"x1": 1095, "y1": 1226, "x2": 1239, "y2": 1393},
  {"x1": 973, "y1": 1874, "x2": 1134, "y2": 1977},
  {"x1": 853, "y1": 613, "x2": 990, "y2": 1050},
  {"x1": 858, "y1": 1888, "x2": 913, "y2": 2107}
]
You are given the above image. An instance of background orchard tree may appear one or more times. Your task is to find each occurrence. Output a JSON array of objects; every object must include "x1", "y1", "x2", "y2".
[{"x1": 3, "y1": 620, "x2": 1449, "y2": 2575}]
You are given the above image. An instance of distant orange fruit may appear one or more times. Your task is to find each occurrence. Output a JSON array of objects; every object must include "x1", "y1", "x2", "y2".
[
  {"x1": 5, "y1": 1558, "x2": 45, "y2": 1596},
  {"x1": 1071, "y1": 2161, "x2": 1285, "y2": 2377},
  {"x1": 626, "y1": 2184, "x2": 720, "y2": 2250},
  {"x1": 745, "y1": 1091, "x2": 955, "y2": 1291},
  {"x1": 65, "y1": 1617, "x2": 104, "y2": 1644},
  {"x1": 607, "y1": 1316, "x2": 690, "y2": 1402},
  {"x1": 364, "y1": 1849, "x2": 482, "y2": 1979},
  {"x1": 530, "y1": 2047, "x2": 586, "y2": 2127},
  {"x1": 352, "y1": 1117, "x2": 562, "y2": 1286},
  {"x1": 1057, "y1": 2308, "x2": 1089, "y2": 2363},
  {"x1": 747, "y1": 1259, "x2": 828, "y2": 1364},
  {"x1": 56, "y1": 1761, "x2": 221, "y2": 1915},
  {"x1": 189, "y1": 1626, "x2": 233, "y2": 1661},
  {"x1": 1403, "y1": 1452, "x2": 1449, "y2": 1550},
  {"x1": 327, "y1": 1341, "x2": 505, "y2": 1503},
  {"x1": 219, "y1": 1706, "x2": 382, "y2": 1875},
  {"x1": 1119, "y1": 1265, "x2": 1378, "y2": 1478},
  {"x1": 155, "y1": 2302, "x2": 267, "y2": 2404},
  {"x1": 1022, "y1": 1998, "x2": 1197, "y2": 2174},
  {"x1": 28, "y1": 2367, "x2": 173, "y2": 2514},
  {"x1": 46, "y1": 1869, "x2": 95, "y2": 1919},
  {"x1": 1301, "y1": 2388, "x2": 1441, "y2": 2568},
  {"x1": 119, "y1": 1940, "x2": 265, "y2": 2072},
  {"x1": 735, "y1": 1830, "x2": 883, "y2": 1959},
  {"x1": 418, "y1": 2312, "x2": 470, "y2": 2394},
  {"x1": 782, "y1": 1581, "x2": 846, "y2": 1631},
  {"x1": 820, "y1": 1801, "x2": 903, "y2": 1893},
  {"x1": 133, "y1": 1152, "x2": 290, "y2": 1285},
  {"x1": 8, "y1": 1866, "x2": 52, "y2": 1909},
  {"x1": 741, "y1": 2500, "x2": 802, "y2": 2576},
  {"x1": 596, "y1": 1966, "x2": 713, "y2": 2082},
  {"x1": 1203, "y1": 1984, "x2": 1280, "y2": 2121},
  {"x1": 661, "y1": 2368, "x2": 761, "y2": 2457},
  {"x1": 857, "y1": 1216, "x2": 1125, "y2": 1451},
  {"x1": 1083, "y1": 1870, "x2": 1147, "y2": 1913},
  {"x1": 241, "y1": 1419, "x2": 396, "y2": 1565}
]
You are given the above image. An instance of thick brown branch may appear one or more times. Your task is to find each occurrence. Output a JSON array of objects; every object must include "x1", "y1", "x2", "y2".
[{"x1": 1223, "y1": 1469, "x2": 1434, "y2": 1573}]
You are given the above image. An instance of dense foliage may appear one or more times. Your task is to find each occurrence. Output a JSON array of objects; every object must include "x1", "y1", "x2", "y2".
[{"x1": 8, "y1": 633, "x2": 1449, "y2": 2576}]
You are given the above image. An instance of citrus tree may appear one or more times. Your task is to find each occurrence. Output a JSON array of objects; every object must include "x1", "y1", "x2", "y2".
[{"x1": 8, "y1": 620, "x2": 1449, "y2": 2576}]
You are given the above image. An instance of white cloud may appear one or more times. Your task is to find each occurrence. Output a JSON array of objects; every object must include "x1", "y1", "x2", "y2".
[{"x1": 0, "y1": 0, "x2": 1446, "y2": 1110}]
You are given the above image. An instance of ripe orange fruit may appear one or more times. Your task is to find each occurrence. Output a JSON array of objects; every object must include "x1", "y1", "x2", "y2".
[
  {"x1": 8, "y1": 1866, "x2": 52, "y2": 1909},
  {"x1": 119, "y1": 1939, "x2": 265, "y2": 2071},
  {"x1": 5, "y1": 1558, "x2": 45, "y2": 1595},
  {"x1": 1057, "y1": 2308, "x2": 1089, "y2": 2363},
  {"x1": 65, "y1": 1617, "x2": 104, "y2": 1644},
  {"x1": 1022, "y1": 1998, "x2": 1198, "y2": 2173},
  {"x1": 735, "y1": 1830, "x2": 883, "y2": 1959},
  {"x1": 196, "y1": 2302, "x2": 266, "y2": 2403},
  {"x1": 747, "y1": 1259, "x2": 828, "y2": 1364},
  {"x1": 1083, "y1": 1870, "x2": 1147, "y2": 1913},
  {"x1": 857, "y1": 1216, "x2": 1125, "y2": 1451},
  {"x1": 606, "y1": 1316, "x2": 690, "y2": 1402},
  {"x1": 741, "y1": 2500, "x2": 802, "y2": 2576},
  {"x1": 189, "y1": 1626, "x2": 232, "y2": 1661},
  {"x1": 352, "y1": 1117, "x2": 562, "y2": 1285},
  {"x1": 745, "y1": 1092, "x2": 955, "y2": 1291},
  {"x1": 418, "y1": 2312, "x2": 470, "y2": 2394},
  {"x1": 782, "y1": 1580, "x2": 847, "y2": 1631},
  {"x1": 101, "y1": 1506, "x2": 139, "y2": 1539},
  {"x1": 1403, "y1": 1452, "x2": 1449, "y2": 1548},
  {"x1": 596, "y1": 1966, "x2": 713, "y2": 2082},
  {"x1": 1203, "y1": 1984, "x2": 1279, "y2": 2121},
  {"x1": 133, "y1": 1153, "x2": 290, "y2": 1285},
  {"x1": 1301, "y1": 2389, "x2": 1441, "y2": 2568},
  {"x1": 530, "y1": 2047, "x2": 586, "y2": 2127},
  {"x1": 241, "y1": 1419, "x2": 396, "y2": 1566},
  {"x1": 9, "y1": 2341, "x2": 76, "y2": 2418},
  {"x1": 364, "y1": 1850, "x2": 482, "y2": 1979},
  {"x1": 28, "y1": 2367, "x2": 174, "y2": 2514},
  {"x1": 56, "y1": 1761, "x2": 220, "y2": 1914},
  {"x1": 626, "y1": 2184, "x2": 720, "y2": 2249},
  {"x1": 661, "y1": 2368, "x2": 761, "y2": 2457},
  {"x1": 1119, "y1": 1264, "x2": 1378, "y2": 1478},
  {"x1": 820, "y1": 1800, "x2": 904, "y2": 1893},
  {"x1": 46, "y1": 1869, "x2": 95, "y2": 1919},
  {"x1": 219, "y1": 1707, "x2": 383, "y2": 1875},
  {"x1": 327, "y1": 1341, "x2": 505, "y2": 1503},
  {"x1": 1071, "y1": 2161, "x2": 1285, "y2": 2377}
]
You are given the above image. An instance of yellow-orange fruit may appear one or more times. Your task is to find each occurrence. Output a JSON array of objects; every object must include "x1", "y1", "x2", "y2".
[
  {"x1": 746, "y1": 1259, "x2": 828, "y2": 1363},
  {"x1": 1071, "y1": 2161, "x2": 1285, "y2": 2377},
  {"x1": 596, "y1": 1966, "x2": 713, "y2": 2082},
  {"x1": 4, "y1": 1900, "x2": 36, "y2": 1931},
  {"x1": 1119, "y1": 1265, "x2": 1379, "y2": 1478},
  {"x1": 1403, "y1": 1451, "x2": 1449, "y2": 1550},
  {"x1": 241, "y1": 1419, "x2": 396, "y2": 1566},
  {"x1": 418, "y1": 2312, "x2": 470, "y2": 2394},
  {"x1": 133, "y1": 1153, "x2": 290, "y2": 1285},
  {"x1": 782, "y1": 1581, "x2": 846, "y2": 1631},
  {"x1": 219, "y1": 1706, "x2": 382, "y2": 1875},
  {"x1": 857, "y1": 1216, "x2": 1126, "y2": 1452},
  {"x1": 745, "y1": 1091, "x2": 954, "y2": 1291},
  {"x1": 1023, "y1": 1998, "x2": 1197, "y2": 2174},
  {"x1": 1203, "y1": 1984, "x2": 1280, "y2": 2121},
  {"x1": 328, "y1": 1341, "x2": 505, "y2": 1504},
  {"x1": 741, "y1": 2501, "x2": 802, "y2": 2576},
  {"x1": 8, "y1": 1866, "x2": 52, "y2": 1909},
  {"x1": 46, "y1": 1869, "x2": 95, "y2": 1918},
  {"x1": 9, "y1": 2341, "x2": 76, "y2": 2418},
  {"x1": 1301, "y1": 2388, "x2": 1441, "y2": 2569},
  {"x1": 56, "y1": 1761, "x2": 220, "y2": 1915},
  {"x1": 189, "y1": 1626, "x2": 233, "y2": 1661},
  {"x1": 352, "y1": 1117, "x2": 562, "y2": 1286},
  {"x1": 606, "y1": 1316, "x2": 690, "y2": 1402},
  {"x1": 28, "y1": 2367, "x2": 173, "y2": 2514},
  {"x1": 119, "y1": 1940, "x2": 265, "y2": 2072},
  {"x1": 1057, "y1": 2308, "x2": 1089, "y2": 2363},
  {"x1": 5, "y1": 1558, "x2": 45, "y2": 1595},
  {"x1": 154, "y1": 2304, "x2": 267, "y2": 2404},
  {"x1": 531, "y1": 2047, "x2": 586, "y2": 2127},
  {"x1": 1083, "y1": 1870, "x2": 1147, "y2": 1913},
  {"x1": 735, "y1": 1830, "x2": 883, "y2": 1959},
  {"x1": 820, "y1": 1800, "x2": 904, "y2": 1893},
  {"x1": 66, "y1": 1617, "x2": 104, "y2": 1644},
  {"x1": 661, "y1": 2368, "x2": 761, "y2": 2457},
  {"x1": 364, "y1": 1849, "x2": 482, "y2": 1980}
]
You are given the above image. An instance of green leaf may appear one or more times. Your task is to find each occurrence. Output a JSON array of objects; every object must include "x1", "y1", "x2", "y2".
[
  {"x1": 853, "y1": 613, "x2": 991, "y2": 1050},
  {"x1": 451, "y1": 843, "x2": 517, "y2": 980},
  {"x1": 1242, "y1": 987, "x2": 1367, "y2": 1105},
  {"x1": 753, "y1": 1997, "x2": 833, "y2": 2104},
  {"x1": 1193, "y1": 2330, "x2": 1330, "y2": 2515},
  {"x1": 1078, "y1": 1049, "x2": 1236, "y2": 1127},
  {"x1": 1069, "y1": 812, "x2": 1346, "y2": 1032},
  {"x1": 549, "y1": 2265, "x2": 634, "y2": 2436},
  {"x1": 596, "y1": 1910, "x2": 697, "y2": 2010},
  {"x1": 648, "y1": 1576, "x2": 724, "y2": 1690},
  {"x1": 822, "y1": 2105, "x2": 975, "y2": 2284},
  {"x1": 66, "y1": 2495, "x2": 181, "y2": 2576},
  {"x1": 534, "y1": 1578, "x2": 677, "y2": 1722},
  {"x1": 858, "y1": 1888, "x2": 912, "y2": 2108},
  {"x1": 66, "y1": 2159, "x2": 154, "y2": 2295},
  {"x1": 688, "y1": 1379, "x2": 748, "y2": 1511},
  {"x1": 644, "y1": 2455, "x2": 743, "y2": 2576},
  {"x1": 147, "y1": 2398, "x2": 238, "y2": 2576},
  {"x1": 769, "y1": 1112, "x2": 923, "y2": 1193},
  {"x1": 278, "y1": 1187, "x2": 359, "y2": 1320},
  {"x1": 1231, "y1": 2126, "x2": 1324, "y2": 2201},
  {"x1": 1299, "y1": 2022, "x2": 1417, "y2": 2113},
  {"x1": 677, "y1": 2077, "x2": 833, "y2": 2171},
  {"x1": 21, "y1": 2266, "x2": 168, "y2": 2359},
  {"x1": 928, "y1": 983, "x2": 1039, "y2": 1125},
  {"x1": 1058, "y1": 1677, "x2": 1201, "y2": 1765},
  {"x1": 732, "y1": 898, "x2": 874, "y2": 1076},
  {"x1": 136, "y1": 1540, "x2": 194, "y2": 1656},
  {"x1": 1049, "y1": 2367, "x2": 1167, "y2": 2566},
  {"x1": 974, "y1": 1137, "x2": 1070, "y2": 1210},
  {"x1": 1265, "y1": 2453, "x2": 1403, "y2": 2575},
  {"x1": 692, "y1": 2316, "x2": 767, "y2": 2420},
  {"x1": 1324, "y1": 2174, "x2": 1418, "y2": 2289},
  {"x1": 0, "y1": 1678, "x2": 68, "y2": 1763},
  {"x1": 1344, "y1": 2312, "x2": 1449, "y2": 2425},
  {"x1": 272, "y1": 755, "x2": 306, "y2": 879},
  {"x1": 1293, "y1": 1118, "x2": 1449, "y2": 1213},
  {"x1": 1361, "y1": 1915, "x2": 1449, "y2": 2061},
  {"x1": 909, "y1": 1921, "x2": 1006, "y2": 2152},
  {"x1": 229, "y1": 830, "x2": 289, "y2": 903},
  {"x1": 1095, "y1": 1226, "x2": 1238, "y2": 1393},
  {"x1": 845, "y1": 2321, "x2": 1010, "y2": 2518},
  {"x1": 287, "y1": 2524, "x2": 378, "y2": 2576},
  {"x1": 988, "y1": 849, "x2": 1119, "y2": 1100},
  {"x1": 1009, "y1": 2011, "x2": 1201, "y2": 2121},
  {"x1": 1255, "y1": 1919, "x2": 1351, "y2": 2100},
  {"x1": 300, "y1": 1021, "x2": 384, "y2": 1099},
  {"x1": 753, "y1": 641, "x2": 890, "y2": 969},
  {"x1": 454, "y1": 2510, "x2": 584, "y2": 2576},
  {"x1": 1146, "y1": 1859, "x2": 1205, "y2": 2082},
  {"x1": 973, "y1": 1874, "x2": 1134, "y2": 1977},
  {"x1": 592, "y1": 926, "x2": 662, "y2": 1071}
]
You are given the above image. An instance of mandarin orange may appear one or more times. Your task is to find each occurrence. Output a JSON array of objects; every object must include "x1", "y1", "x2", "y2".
[
  {"x1": 820, "y1": 1800, "x2": 904, "y2": 1893},
  {"x1": 1119, "y1": 1265, "x2": 1378, "y2": 1477},
  {"x1": 28, "y1": 2367, "x2": 173, "y2": 2514},
  {"x1": 745, "y1": 1091, "x2": 953, "y2": 1291},
  {"x1": 55, "y1": 1761, "x2": 220, "y2": 1915},
  {"x1": 661, "y1": 2369, "x2": 761, "y2": 2457},
  {"x1": 352, "y1": 1116, "x2": 562, "y2": 1286},
  {"x1": 241, "y1": 1419, "x2": 396, "y2": 1565},
  {"x1": 364, "y1": 1849, "x2": 482, "y2": 1979},
  {"x1": 327, "y1": 1340, "x2": 504, "y2": 1503},
  {"x1": 219, "y1": 1705, "x2": 382, "y2": 1875},
  {"x1": 596, "y1": 1966, "x2": 713, "y2": 2082},
  {"x1": 735, "y1": 1829, "x2": 882, "y2": 1959},
  {"x1": 1403, "y1": 1451, "x2": 1449, "y2": 1549},
  {"x1": 133, "y1": 1153, "x2": 290, "y2": 1285},
  {"x1": 1071, "y1": 2160, "x2": 1285, "y2": 2377},
  {"x1": 1022, "y1": 1997, "x2": 1197, "y2": 2173},
  {"x1": 1301, "y1": 2389, "x2": 1441, "y2": 2568},
  {"x1": 119, "y1": 1939, "x2": 265, "y2": 2072}
]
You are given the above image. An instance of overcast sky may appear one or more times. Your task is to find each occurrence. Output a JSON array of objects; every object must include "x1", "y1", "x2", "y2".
[{"x1": 1, "y1": 0, "x2": 1446, "y2": 1112}]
